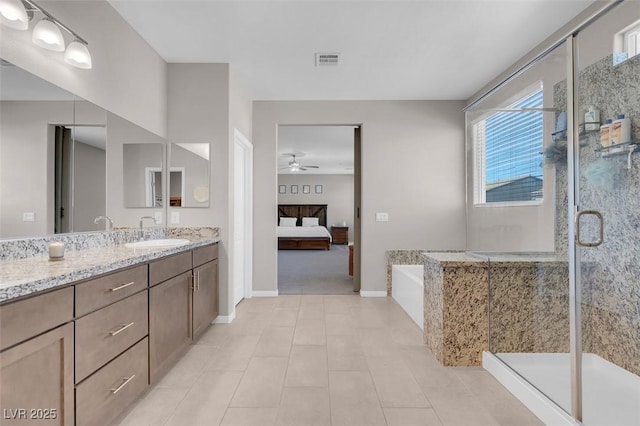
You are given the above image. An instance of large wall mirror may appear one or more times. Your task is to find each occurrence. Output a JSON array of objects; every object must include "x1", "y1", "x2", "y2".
[
  {"x1": 123, "y1": 143, "x2": 165, "y2": 208},
  {"x1": 169, "y1": 143, "x2": 210, "y2": 208},
  {"x1": 0, "y1": 59, "x2": 167, "y2": 239}
]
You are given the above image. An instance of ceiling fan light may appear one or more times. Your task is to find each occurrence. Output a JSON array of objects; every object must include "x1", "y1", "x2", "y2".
[
  {"x1": 0, "y1": 0, "x2": 28, "y2": 30},
  {"x1": 32, "y1": 18, "x2": 65, "y2": 51},
  {"x1": 65, "y1": 40, "x2": 92, "y2": 69}
]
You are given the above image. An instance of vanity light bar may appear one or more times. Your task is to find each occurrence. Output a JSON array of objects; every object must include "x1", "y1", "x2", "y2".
[{"x1": 0, "y1": 0, "x2": 92, "y2": 69}]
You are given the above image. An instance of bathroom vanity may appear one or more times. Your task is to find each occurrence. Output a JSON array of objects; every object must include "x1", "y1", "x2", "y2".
[{"x1": 0, "y1": 230, "x2": 219, "y2": 426}]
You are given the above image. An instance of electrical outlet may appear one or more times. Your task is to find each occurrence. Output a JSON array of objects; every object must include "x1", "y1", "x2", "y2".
[
  {"x1": 22, "y1": 212, "x2": 35, "y2": 222},
  {"x1": 375, "y1": 212, "x2": 389, "y2": 222},
  {"x1": 154, "y1": 212, "x2": 163, "y2": 224},
  {"x1": 170, "y1": 211, "x2": 180, "y2": 224}
]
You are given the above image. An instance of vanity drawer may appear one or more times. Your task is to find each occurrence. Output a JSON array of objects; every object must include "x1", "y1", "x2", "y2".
[
  {"x1": 76, "y1": 337, "x2": 148, "y2": 426},
  {"x1": 75, "y1": 291, "x2": 148, "y2": 382},
  {"x1": 193, "y1": 243, "x2": 218, "y2": 267},
  {"x1": 0, "y1": 287, "x2": 73, "y2": 351},
  {"x1": 149, "y1": 251, "x2": 192, "y2": 287},
  {"x1": 75, "y1": 265, "x2": 148, "y2": 316}
]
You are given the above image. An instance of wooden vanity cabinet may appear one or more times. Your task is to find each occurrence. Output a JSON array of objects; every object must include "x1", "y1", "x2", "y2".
[
  {"x1": 149, "y1": 254, "x2": 193, "y2": 383},
  {"x1": 192, "y1": 244, "x2": 219, "y2": 340},
  {"x1": 0, "y1": 288, "x2": 75, "y2": 426}
]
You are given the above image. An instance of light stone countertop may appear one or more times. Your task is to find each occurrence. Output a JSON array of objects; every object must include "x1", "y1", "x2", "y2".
[
  {"x1": 421, "y1": 251, "x2": 565, "y2": 268},
  {"x1": 0, "y1": 236, "x2": 220, "y2": 303}
]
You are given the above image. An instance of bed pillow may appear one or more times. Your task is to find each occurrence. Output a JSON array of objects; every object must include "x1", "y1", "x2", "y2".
[
  {"x1": 279, "y1": 217, "x2": 297, "y2": 227},
  {"x1": 302, "y1": 217, "x2": 319, "y2": 227}
]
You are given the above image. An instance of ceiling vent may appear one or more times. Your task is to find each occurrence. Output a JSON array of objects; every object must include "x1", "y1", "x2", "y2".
[{"x1": 315, "y1": 53, "x2": 340, "y2": 67}]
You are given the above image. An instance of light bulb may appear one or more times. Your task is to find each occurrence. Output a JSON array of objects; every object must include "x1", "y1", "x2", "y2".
[
  {"x1": 64, "y1": 40, "x2": 92, "y2": 69},
  {"x1": 32, "y1": 18, "x2": 65, "y2": 51},
  {"x1": 0, "y1": 0, "x2": 28, "y2": 30}
]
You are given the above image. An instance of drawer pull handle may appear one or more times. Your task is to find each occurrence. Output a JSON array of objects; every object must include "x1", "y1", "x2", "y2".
[
  {"x1": 109, "y1": 322, "x2": 135, "y2": 336},
  {"x1": 110, "y1": 281, "x2": 135, "y2": 292},
  {"x1": 110, "y1": 374, "x2": 136, "y2": 395}
]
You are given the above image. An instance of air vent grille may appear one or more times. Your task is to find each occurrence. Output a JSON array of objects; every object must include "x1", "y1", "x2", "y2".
[{"x1": 315, "y1": 53, "x2": 340, "y2": 66}]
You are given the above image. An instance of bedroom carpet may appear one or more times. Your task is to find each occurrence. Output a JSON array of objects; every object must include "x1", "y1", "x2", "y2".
[{"x1": 278, "y1": 245, "x2": 354, "y2": 294}]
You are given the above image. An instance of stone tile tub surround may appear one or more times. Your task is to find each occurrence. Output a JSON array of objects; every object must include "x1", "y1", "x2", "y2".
[
  {"x1": 422, "y1": 252, "x2": 569, "y2": 367},
  {"x1": 386, "y1": 250, "x2": 461, "y2": 295},
  {"x1": 0, "y1": 227, "x2": 220, "y2": 302},
  {"x1": 553, "y1": 54, "x2": 640, "y2": 376}
]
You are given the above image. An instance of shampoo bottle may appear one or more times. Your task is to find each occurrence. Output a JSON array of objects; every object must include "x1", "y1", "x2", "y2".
[
  {"x1": 600, "y1": 119, "x2": 612, "y2": 147},
  {"x1": 611, "y1": 114, "x2": 631, "y2": 146},
  {"x1": 584, "y1": 106, "x2": 600, "y2": 131}
]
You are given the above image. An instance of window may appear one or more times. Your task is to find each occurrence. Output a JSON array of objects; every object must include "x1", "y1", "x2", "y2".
[
  {"x1": 614, "y1": 21, "x2": 640, "y2": 65},
  {"x1": 473, "y1": 84, "x2": 544, "y2": 205}
]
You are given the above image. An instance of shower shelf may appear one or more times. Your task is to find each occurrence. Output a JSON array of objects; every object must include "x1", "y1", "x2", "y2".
[
  {"x1": 551, "y1": 123, "x2": 600, "y2": 143},
  {"x1": 595, "y1": 141, "x2": 639, "y2": 169}
]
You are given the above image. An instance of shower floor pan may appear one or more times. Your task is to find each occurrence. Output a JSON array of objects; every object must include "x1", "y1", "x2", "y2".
[{"x1": 486, "y1": 352, "x2": 640, "y2": 426}]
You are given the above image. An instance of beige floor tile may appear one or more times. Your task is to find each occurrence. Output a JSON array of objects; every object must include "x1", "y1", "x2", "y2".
[
  {"x1": 399, "y1": 346, "x2": 468, "y2": 397},
  {"x1": 220, "y1": 408, "x2": 279, "y2": 426},
  {"x1": 297, "y1": 303, "x2": 325, "y2": 320},
  {"x1": 276, "y1": 295, "x2": 302, "y2": 308},
  {"x1": 329, "y1": 371, "x2": 387, "y2": 426},
  {"x1": 269, "y1": 308, "x2": 299, "y2": 327},
  {"x1": 230, "y1": 357, "x2": 288, "y2": 407},
  {"x1": 116, "y1": 387, "x2": 188, "y2": 426},
  {"x1": 367, "y1": 356, "x2": 430, "y2": 408},
  {"x1": 276, "y1": 387, "x2": 331, "y2": 426},
  {"x1": 254, "y1": 326, "x2": 294, "y2": 357},
  {"x1": 284, "y1": 345, "x2": 328, "y2": 387},
  {"x1": 237, "y1": 297, "x2": 278, "y2": 313},
  {"x1": 299, "y1": 295, "x2": 324, "y2": 305},
  {"x1": 164, "y1": 371, "x2": 243, "y2": 426},
  {"x1": 326, "y1": 334, "x2": 368, "y2": 371},
  {"x1": 390, "y1": 324, "x2": 424, "y2": 346},
  {"x1": 325, "y1": 313, "x2": 356, "y2": 335},
  {"x1": 357, "y1": 327, "x2": 400, "y2": 358},
  {"x1": 428, "y1": 388, "x2": 500, "y2": 426},
  {"x1": 195, "y1": 324, "x2": 232, "y2": 347},
  {"x1": 156, "y1": 344, "x2": 218, "y2": 389},
  {"x1": 454, "y1": 368, "x2": 542, "y2": 425},
  {"x1": 383, "y1": 408, "x2": 443, "y2": 426},
  {"x1": 204, "y1": 334, "x2": 260, "y2": 371},
  {"x1": 350, "y1": 307, "x2": 387, "y2": 328},
  {"x1": 323, "y1": 295, "x2": 360, "y2": 313},
  {"x1": 293, "y1": 318, "x2": 326, "y2": 345}
]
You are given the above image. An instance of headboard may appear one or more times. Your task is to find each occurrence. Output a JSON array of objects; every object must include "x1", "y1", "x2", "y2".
[{"x1": 278, "y1": 204, "x2": 327, "y2": 227}]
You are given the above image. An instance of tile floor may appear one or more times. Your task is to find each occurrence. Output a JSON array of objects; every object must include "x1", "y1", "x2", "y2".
[{"x1": 115, "y1": 295, "x2": 542, "y2": 426}]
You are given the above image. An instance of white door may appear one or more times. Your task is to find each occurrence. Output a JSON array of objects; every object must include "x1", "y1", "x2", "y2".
[{"x1": 233, "y1": 130, "x2": 253, "y2": 306}]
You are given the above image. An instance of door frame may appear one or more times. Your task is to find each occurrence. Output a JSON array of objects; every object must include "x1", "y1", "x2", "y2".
[{"x1": 233, "y1": 129, "x2": 253, "y2": 304}]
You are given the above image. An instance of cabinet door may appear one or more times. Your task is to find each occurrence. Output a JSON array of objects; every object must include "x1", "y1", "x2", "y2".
[
  {"x1": 192, "y1": 259, "x2": 218, "y2": 340},
  {"x1": 0, "y1": 323, "x2": 74, "y2": 425},
  {"x1": 149, "y1": 271, "x2": 192, "y2": 383}
]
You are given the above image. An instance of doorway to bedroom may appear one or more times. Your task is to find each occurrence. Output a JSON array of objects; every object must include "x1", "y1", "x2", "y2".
[{"x1": 277, "y1": 125, "x2": 360, "y2": 294}]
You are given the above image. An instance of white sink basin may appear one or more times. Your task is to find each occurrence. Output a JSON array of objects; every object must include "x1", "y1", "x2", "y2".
[{"x1": 125, "y1": 238, "x2": 190, "y2": 249}]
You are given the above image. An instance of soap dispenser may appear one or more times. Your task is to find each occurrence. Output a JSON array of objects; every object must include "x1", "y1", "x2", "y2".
[
  {"x1": 600, "y1": 119, "x2": 613, "y2": 147},
  {"x1": 611, "y1": 114, "x2": 631, "y2": 145}
]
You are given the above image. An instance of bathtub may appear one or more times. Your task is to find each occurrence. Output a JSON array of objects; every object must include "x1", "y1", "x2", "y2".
[{"x1": 391, "y1": 265, "x2": 424, "y2": 330}]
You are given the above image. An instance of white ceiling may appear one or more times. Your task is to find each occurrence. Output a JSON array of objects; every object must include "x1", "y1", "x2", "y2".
[
  {"x1": 109, "y1": 0, "x2": 592, "y2": 101},
  {"x1": 74, "y1": 126, "x2": 107, "y2": 150},
  {"x1": 278, "y1": 126, "x2": 355, "y2": 174}
]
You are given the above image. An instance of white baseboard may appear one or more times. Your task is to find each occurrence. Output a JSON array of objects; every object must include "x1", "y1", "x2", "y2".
[
  {"x1": 213, "y1": 310, "x2": 236, "y2": 324},
  {"x1": 360, "y1": 291, "x2": 387, "y2": 298},
  {"x1": 252, "y1": 290, "x2": 279, "y2": 297},
  {"x1": 482, "y1": 352, "x2": 578, "y2": 426}
]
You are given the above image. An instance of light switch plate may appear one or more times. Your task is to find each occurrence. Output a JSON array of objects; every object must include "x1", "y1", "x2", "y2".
[
  {"x1": 170, "y1": 211, "x2": 180, "y2": 224},
  {"x1": 22, "y1": 212, "x2": 35, "y2": 222},
  {"x1": 375, "y1": 212, "x2": 389, "y2": 222},
  {"x1": 154, "y1": 212, "x2": 163, "y2": 224}
]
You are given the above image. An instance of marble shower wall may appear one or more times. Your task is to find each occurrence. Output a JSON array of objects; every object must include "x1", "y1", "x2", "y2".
[{"x1": 553, "y1": 54, "x2": 640, "y2": 375}]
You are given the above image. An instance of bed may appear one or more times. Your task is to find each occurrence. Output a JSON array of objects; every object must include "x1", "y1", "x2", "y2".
[{"x1": 278, "y1": 204, "x2": 331, "y2": 250}]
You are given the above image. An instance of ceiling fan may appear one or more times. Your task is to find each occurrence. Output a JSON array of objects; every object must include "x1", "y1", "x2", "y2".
[{"x1": 279, "y1": 154, "x2": 319, "y2": 172}]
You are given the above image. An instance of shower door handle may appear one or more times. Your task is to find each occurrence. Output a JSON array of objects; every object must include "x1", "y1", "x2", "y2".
[{"x1": 575, "y1": 210, "x2": 603, "y2": 247}]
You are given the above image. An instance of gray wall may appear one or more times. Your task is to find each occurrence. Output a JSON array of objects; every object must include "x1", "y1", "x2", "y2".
[
  {"x1": 278, "y1": 174, "x2": 354, "y2": 241},
  {"x1": 253, "y1": 100, "x2": 467, "y2": 294},
  {"x1": 73, "y1": 141, "x2": 106, "y2": 232},
  {"x1": 170, "y1": 145, "x2": 209, "y2": 207},
  {"x1": 0, "y1": 100, "x2": 106, "y2": 237},
  {"x1": 122, "y1": 144, "x2": 164, "y2": 207}
]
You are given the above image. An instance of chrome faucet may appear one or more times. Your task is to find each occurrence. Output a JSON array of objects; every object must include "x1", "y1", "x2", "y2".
[
  {"x1": 139, "y1": 216, "x2": 158, "y2": 239},
  {"x1": 94, "y1": 215, "x2": 113, "y2": 231}
]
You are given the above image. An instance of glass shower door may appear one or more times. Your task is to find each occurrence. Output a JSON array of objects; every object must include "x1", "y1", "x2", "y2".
[{"x1": 574, "y1": 3, "x2": 640, "y2": 424}]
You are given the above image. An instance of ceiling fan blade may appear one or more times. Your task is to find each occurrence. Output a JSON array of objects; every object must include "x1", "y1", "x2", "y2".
[
  {"x1": 301, "y1": 165, "x2": 319, "y2": 168},
  {"x1": 278, "y1": 166, "x2": 291, "y2": 170},
  {"x1": 299, "y1": 167, "x2": 308, "y2": 171}
]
